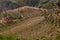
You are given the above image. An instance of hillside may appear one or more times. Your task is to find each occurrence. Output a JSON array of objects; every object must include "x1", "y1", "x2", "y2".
[{"x1": 0, "y1": 6, "x2": 60, "y2": 40}]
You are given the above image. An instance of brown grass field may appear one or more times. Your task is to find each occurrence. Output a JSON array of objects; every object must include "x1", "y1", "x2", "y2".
[{"x1": 0, "y1": 6, "x2": 60, "y2": 40}]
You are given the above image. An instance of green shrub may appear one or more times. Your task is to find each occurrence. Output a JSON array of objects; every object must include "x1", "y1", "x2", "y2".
[
  {"x1": 0, "y1": 34, "x2": 30, "y2": 40},
  {"x1": 42, "y1": 2, "x2": 53, "y2": 9},
  {"x1": 53, "y1": 31, "x2": 60, "y2": 40},
  {"x1": 26, "y1": 0, "x2": 38, "y2": 6},
  {"x1": 0, "y1": 35, "x2": 25, "y2": 40},
  {"x1": 17, "y1": 0, "x2": 38, "y2": 6},
  {"x1": 55, "y1": 8, "x2": 60, "y2": 14}
]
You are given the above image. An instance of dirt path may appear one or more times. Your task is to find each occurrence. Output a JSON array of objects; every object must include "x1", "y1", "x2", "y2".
[{"x1": 0, "y1": 16, "x2": 45, "y2": 35}]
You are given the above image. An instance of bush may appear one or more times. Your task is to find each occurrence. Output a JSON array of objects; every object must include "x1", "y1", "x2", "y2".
[
  {"x1": 55, "y1": 8, "x2": 60, "y2": 14},
  {"x1": 25, "y1": 0, "x2": 38, "y2": 6},
  {"x1": 53, "y1": 31, "x2": 60, "y2": 40},
  {"x1": 17, "y1": 0, "x2": 38, "y2": 6},
  {"x1": 0, "y1": 35, "x2": 25, "y2": 40},
  {"x1": 42, "y1": 2, "x2": 53, "y2": 9},
  {"x1": 0, "y1": 34, "x2": 30, "y2": 40}
]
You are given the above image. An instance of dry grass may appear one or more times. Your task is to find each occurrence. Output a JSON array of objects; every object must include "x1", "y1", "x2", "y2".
[{"x1": 0, "y1": 6, "x2": 60, "y2": 40}]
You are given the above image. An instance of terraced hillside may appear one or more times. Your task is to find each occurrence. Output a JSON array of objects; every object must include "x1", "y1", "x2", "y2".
[{"x1": 0, "y1": 6, "x2": 60, "y2": 40}]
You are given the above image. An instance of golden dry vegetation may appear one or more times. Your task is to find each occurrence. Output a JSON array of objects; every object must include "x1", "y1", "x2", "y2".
[{"x1": 0, "y1": 6, "x2": 60, "y2": 40}]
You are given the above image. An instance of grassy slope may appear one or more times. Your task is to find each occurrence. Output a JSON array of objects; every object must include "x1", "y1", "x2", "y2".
[{"x1": 0, "y1": 6, "x2": 60, "y2": 40}]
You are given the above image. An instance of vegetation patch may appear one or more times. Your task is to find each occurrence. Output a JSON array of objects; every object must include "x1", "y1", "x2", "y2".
[{"x1": 42, "y1": 2, "x2": 53, "y2": 9}]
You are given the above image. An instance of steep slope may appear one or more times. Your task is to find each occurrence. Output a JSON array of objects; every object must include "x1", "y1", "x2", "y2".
[
  {"x1": 0, "y1": 16, "x2": 45, "y2": 34},
  {"x1": 1, "y1": 6, "x2": 47, "y2": 23},
  {"x1": 0, "y1": 6, "x2": 60, "y2": 40}
]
